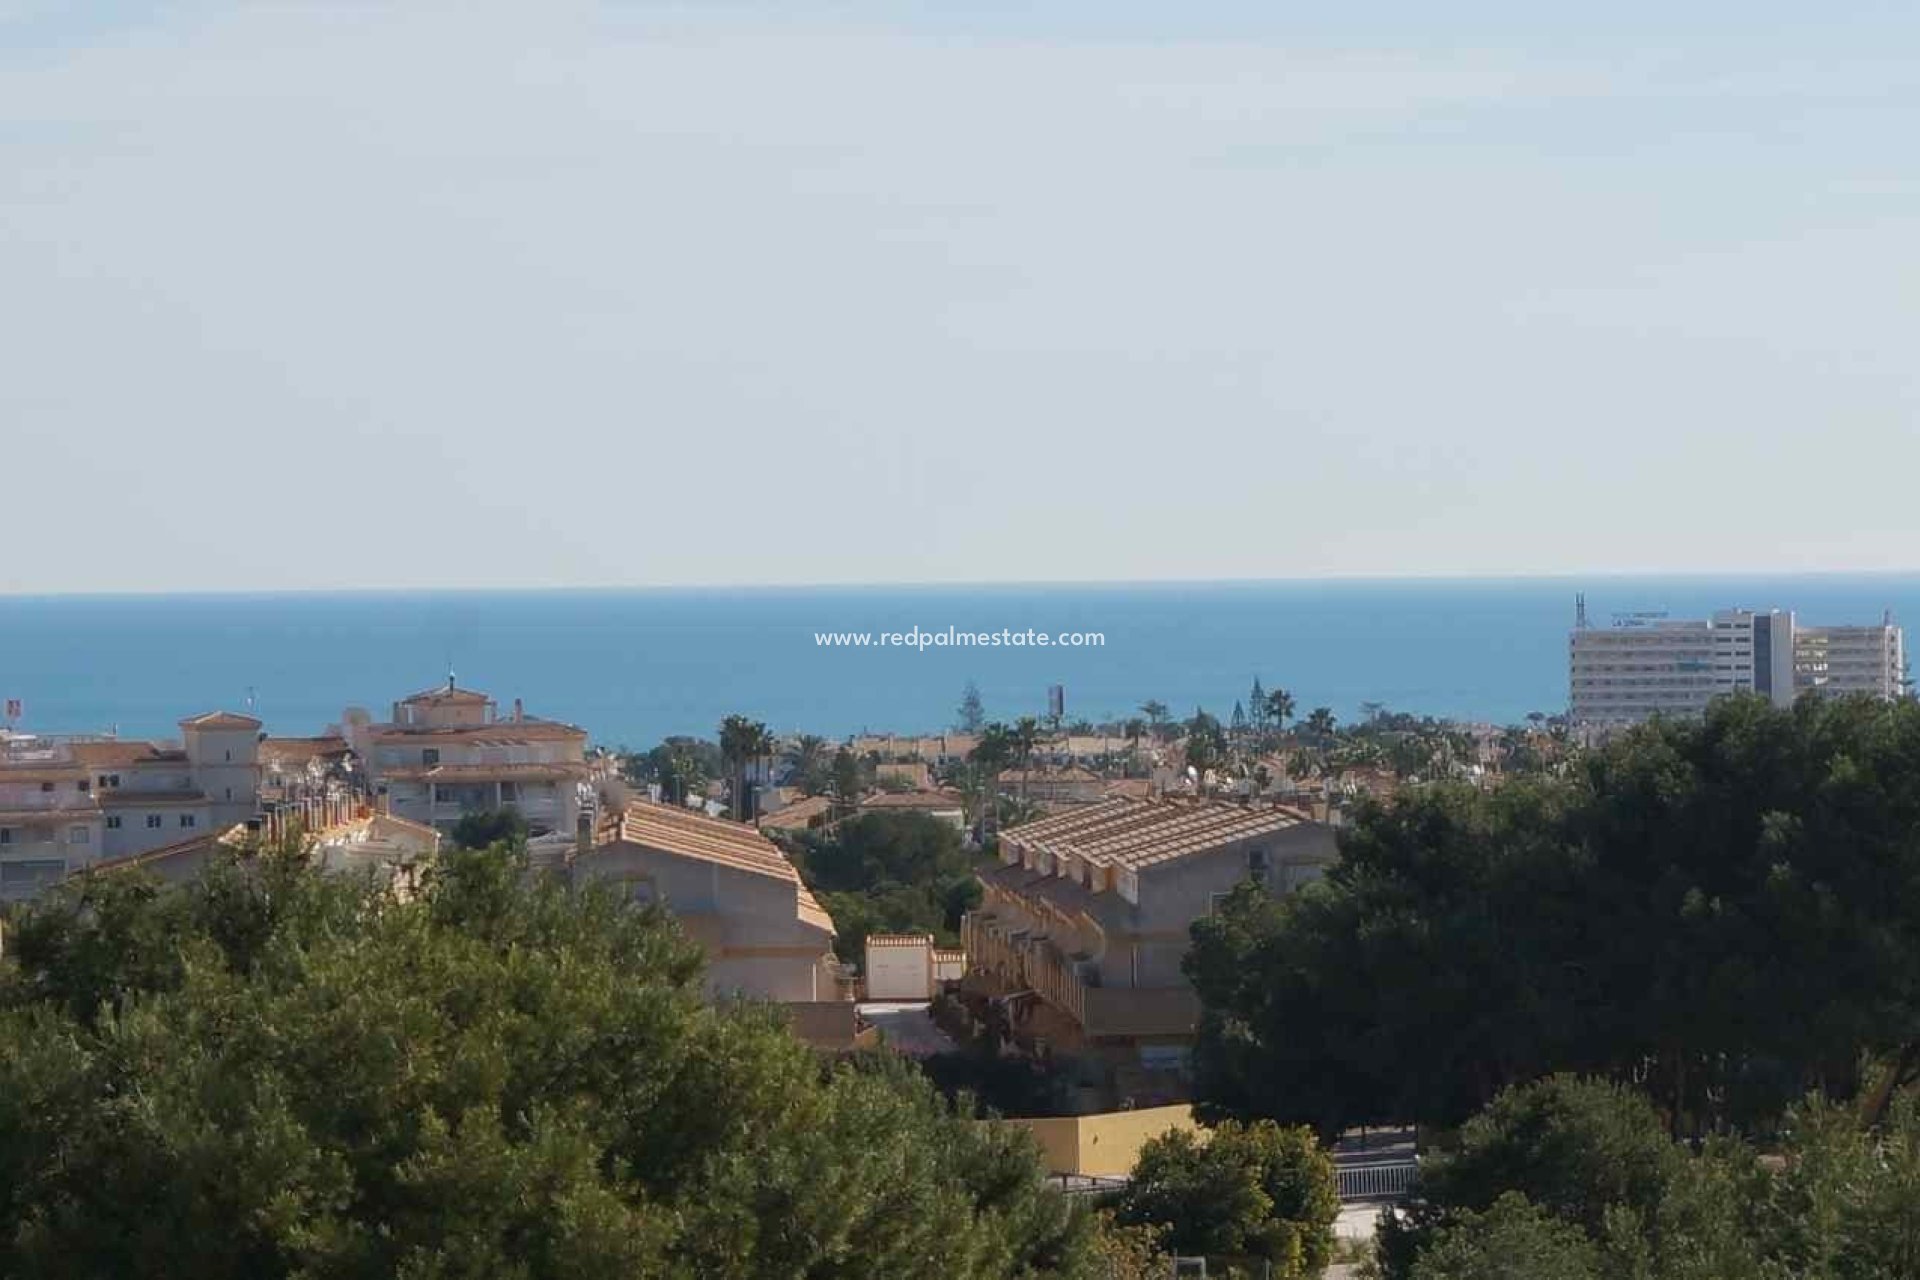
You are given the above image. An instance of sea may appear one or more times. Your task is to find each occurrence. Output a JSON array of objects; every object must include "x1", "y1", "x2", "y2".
[{"x1": 1, "y1": 576, "x2": 1915, "y2": 747}]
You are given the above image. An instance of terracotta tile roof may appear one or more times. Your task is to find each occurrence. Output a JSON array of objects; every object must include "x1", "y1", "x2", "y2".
[
  {"x1": 68, "y1": 742, "x2": 181, "y2": 767},
  {"x1": 859, "y1": 788, "x2": 965, "y2": 811},
  {"x1": 758, "y1": 794, "x2": 834, "y2": 830},
  {"x1": 996, "y1": 765, "x2": 1103, "y2": 785},
  {"x1": 0, "y1": 766, "x2": 91, "y2": 784},
  {"x1": 259, "y1": 736, "x2": 349, "y2": 763},
  {"x1": 1002, "y1": 797, "x2": 1310, "y2": 873},
  {"x1": 83, "y1": 826, "x2": 246, "y2": 874},
  {"x1": 401, "y1": 684, "x2": 493, "y2": 706},
  {"x1": 179, "y1": 711, "x2": 263, "y2": 731},
  {"x1": 795, "y1": 881, "x2": 836, "y2": 935},
  {"x1": 602, "y1": 800, "x2": 802, "y2": 885},
  {"x1": 365, "y1": 721, "x2": 586, "y2": 744}
]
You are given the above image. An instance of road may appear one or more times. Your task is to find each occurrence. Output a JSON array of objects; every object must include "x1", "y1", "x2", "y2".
[{"x1": 857, "y1": 1002, "x2": 959, "y2": 1057}]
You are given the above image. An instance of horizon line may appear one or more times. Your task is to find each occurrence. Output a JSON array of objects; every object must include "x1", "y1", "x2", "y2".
[{"x1": 6, "y1": 567, "x2": 1920, "y2": 603}]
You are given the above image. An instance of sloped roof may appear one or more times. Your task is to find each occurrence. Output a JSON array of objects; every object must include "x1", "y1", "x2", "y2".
[
  {"x1": 259, "y1": 736, "x2": 349, "y2": 762},
  {"x1": 365, "y1": 721, "x2": 586, "y2": 743},
  {"x1": 0, "y1": 765, "x2": 90, "y2": 784},
  {"x1": 179, "y1": 711, "x2": 263, "y2": 731},
  {"x1": 758, "y1": 794, "x2": 834, "y2": 830},
  {"x1": 795, "y1": 882, "x2": 835, "y2": 934},
  {"x1": 401, "y1": 683, "x2": 493, "y2": 706},
  {"x1": 603, "y1": 800, "x2": 802, "y2": 885},
  {"x1": 68, "y1": 741, "x2": 183, "y2": 767},
  {"x1": 860, "y1": 788, "x2": 965, "y2": 812},
  {"x1": 997, "y1": 766, "x2": 1103, "y2": 784},
  {"x1": 1002, "y1": 797, "x2": 1311, "y2": 873}
]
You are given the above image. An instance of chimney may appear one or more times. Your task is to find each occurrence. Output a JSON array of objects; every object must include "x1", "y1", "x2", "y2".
[{"x1": 513, "y1": 698, "x2": 524, "y2": 723}]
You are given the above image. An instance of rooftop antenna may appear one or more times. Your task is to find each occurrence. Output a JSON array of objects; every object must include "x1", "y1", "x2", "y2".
[
  {"x1": 245, "y1": 686, "x2": 256, "y2": 713},
  {"x1": 447, "y1": 656, "x2": 456, "y2": 692},
  {"x1": 1575, "y1": 593, "x2": 1589, "y2": 629}
]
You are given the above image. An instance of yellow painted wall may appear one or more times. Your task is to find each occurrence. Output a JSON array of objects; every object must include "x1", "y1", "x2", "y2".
[{"x1": 1005, "y1": 1104, "x2": 1198, "y2": 1177}]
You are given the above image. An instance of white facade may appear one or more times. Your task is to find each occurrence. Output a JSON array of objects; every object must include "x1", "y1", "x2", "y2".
[
  {"x1": 0, "y1": 711, "x2": 262, "y2": 899},
  {"x1": 863, "y1": 933, "x2": 935, "y2": 1001},
  {"x1": 1571, "y1": 605, "x2": 1906, "y2": 726},
  {"x1": 1794, "y1": 622, "x2": 1906, "y2": 700},
  {"x1": 354, "y1": 682, "x2": 589, "y2": 837}
]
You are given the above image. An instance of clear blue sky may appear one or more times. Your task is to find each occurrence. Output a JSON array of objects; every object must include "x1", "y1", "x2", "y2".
[{"x1": 4, "y1": 2, "x2": 1917, "y2": 592}]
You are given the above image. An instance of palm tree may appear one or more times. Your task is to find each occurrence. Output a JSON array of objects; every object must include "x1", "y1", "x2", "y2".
[
  {"x1": 969, "y1": 723, "x2": 1017, "y2": 839},
  {"x1": 1264, "y1": 689, "x2": 1296, "y2": 734},
  {"x1": 718, "y1": 714, "x2": 770, "y2": 821},
  {"x1": 791, "y1": 734, "x2": 830, "y2": 796},
  {"x1": 1303, "y1": 707, "x2": 1337, "y2": 749},
  {"x1": 1010, "y1": 716, "x2": 1042, "y2": 805}
]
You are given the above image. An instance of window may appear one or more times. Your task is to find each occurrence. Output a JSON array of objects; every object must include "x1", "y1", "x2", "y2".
[
  {"x1": 106, "y1": 815, "x2": 122, "y2": 830},
  {"x1": 0, "y1": 829, "x2": 10, "y2": 846},
  {"x1": 179, "y1": 814, "x2": 197, "y2": 828},
  {"x1": 1209, "y1": 890, "x2": 1234, "y2": 915},
  {"x1": 224, "y1": 787, "x2": 232, "y2": 801},
  {"x1": 146, "y1": 814, "x2": 163, "y2": 829},
  {"x1": 77, "y1": 779, "x2": 90, "y2": 793},
  {"x1": 39, "y1": 781, "x2": 54, "y2": 793},
  {"x1": 422, "y1": 748, "x2": 441, "y2": 766},
  {"x1": 1248, "y1": 847, "x2": 1271, "y2": 886},
  {"x1": 67, "y1": 826, "x2": 88, "y2": 844},
  {"x1": 498, "y1": 781, "x2": 519, "y2": 804},
  {"x1": 224, "y1": 749, "x2": 232, "y2": 762}
]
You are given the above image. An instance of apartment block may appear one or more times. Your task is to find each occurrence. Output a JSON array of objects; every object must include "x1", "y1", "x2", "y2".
[
  {"x1": 349, "y1": 681, "x2": 588, "y2": 837},
  {"x1": 0, "y1": 711, "x2": 262, "y2": 900},
  {"x1": 576, "y1": 800, "x2": 843, "y2": 1003},
  {"x1": 1570, "y1": 603, "x2": 1906, "y2": 726},
  {"x1": 961, "y1": 797, "x2": 1337, "y2": 1098}
]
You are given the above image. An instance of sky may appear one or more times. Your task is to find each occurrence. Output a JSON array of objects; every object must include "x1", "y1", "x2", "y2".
[{"x1": 2, "y1": 1, "x2": 1917, "y2": 594}]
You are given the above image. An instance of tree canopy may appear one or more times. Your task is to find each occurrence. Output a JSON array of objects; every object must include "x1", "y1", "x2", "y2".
[
  {"x1": 790, "y1": 811, "x2": 980, "y2": 965},
  {"x1": 0, "y1": 842, "x2": 1101, "y2": 1279},
  {"x1": 1379, "y1": 1076, "x2": 1920, "y2": 1280},
  {"x1": 1189, "y1": 695, "x2": 1920, "y2": 1137},
  {"x1": 1113, "y1": 1119, "x2": 1338, "y2": 1277}
]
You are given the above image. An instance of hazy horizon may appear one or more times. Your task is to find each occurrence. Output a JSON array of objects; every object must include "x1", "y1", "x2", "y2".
[
  {"x1": 6, "y1": 2, "x2": 1919, "y2": 593},
  {"x1": 7, "y1": 566, "x2": 1920, "y2": 603}
]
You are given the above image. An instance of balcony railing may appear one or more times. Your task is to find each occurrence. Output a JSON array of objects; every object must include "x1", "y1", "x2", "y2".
[{"x1": 963, "y1": 911, "x2": 1089, "y2": 1026}]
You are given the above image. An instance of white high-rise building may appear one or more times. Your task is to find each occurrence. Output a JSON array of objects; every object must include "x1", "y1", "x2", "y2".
[
  {"x1": 1569, "y1": 599, "x2": 1905, "y2": 726},
  {"x1": 1794, "y1": 618, "x2": 1906, "y2": 701}
]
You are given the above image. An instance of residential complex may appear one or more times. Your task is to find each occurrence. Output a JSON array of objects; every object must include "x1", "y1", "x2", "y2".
[
  {"x1": 0, "y1": 711, "x2": 264, "y2": 899},
  {"x1": 1570, "y1": 603, "x2": 1906, "y2": 726},
  {"x1": 577, "y1": 799, "x2": 844, "y2": 1004},
  {"x1": 960, "y1": 797, "x2": 1337, "y2": 1103},
  {"x1": 0, "y1": 678, "x2": 589, "y2": 899},
  {"x1": 348, "y1": 681, "x2": 589, "y2": 837}
]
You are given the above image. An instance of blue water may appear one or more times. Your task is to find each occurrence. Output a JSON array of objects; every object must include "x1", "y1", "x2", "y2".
[{"x1": 0, "y1": 577, "x2": 1914, "y2": 745}]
